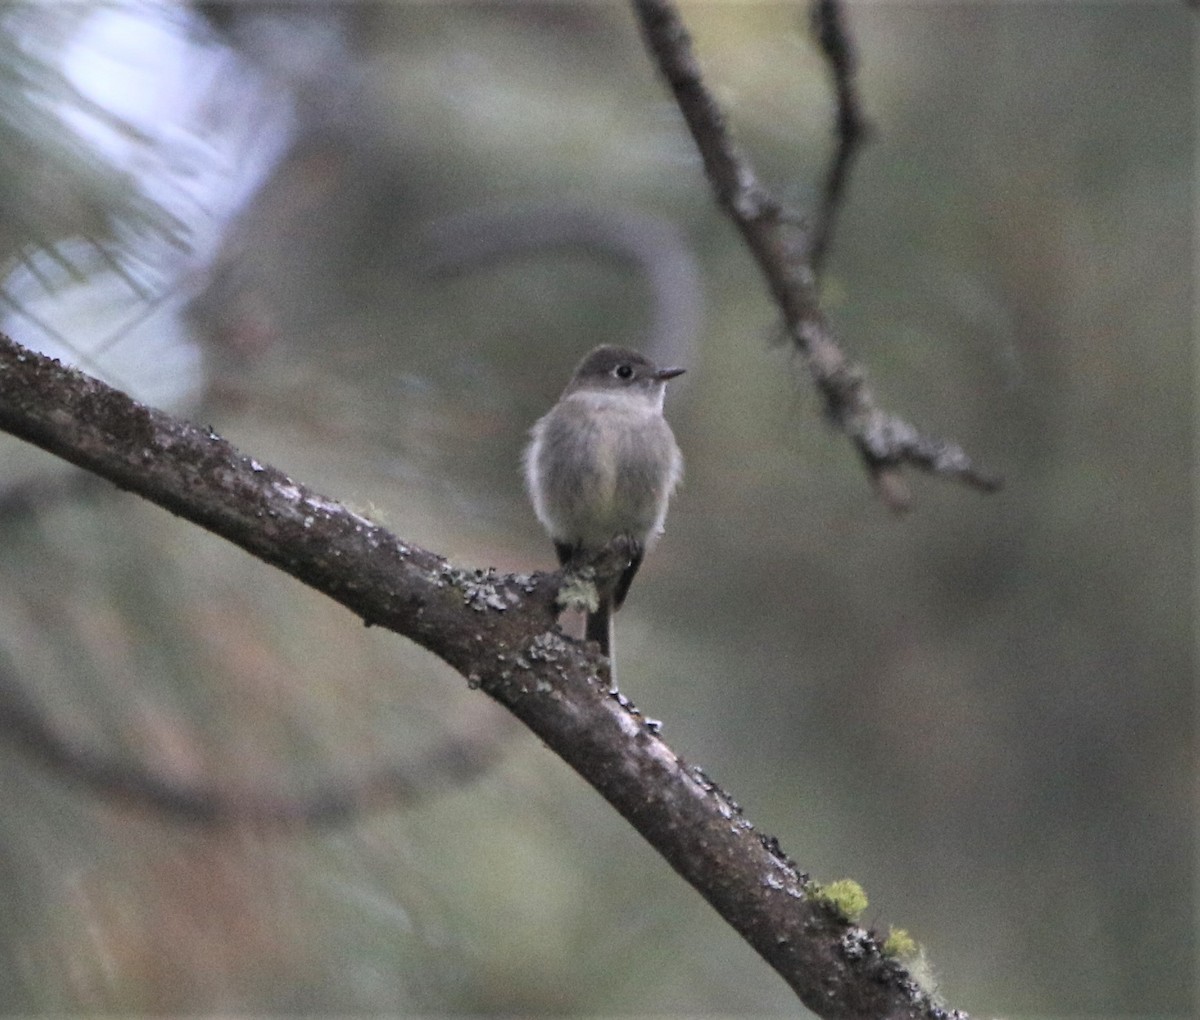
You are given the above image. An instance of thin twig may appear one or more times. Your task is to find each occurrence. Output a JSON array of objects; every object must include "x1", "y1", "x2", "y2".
[{"x1": 808, "y1": 0, "x2": 870, "y2": 273}]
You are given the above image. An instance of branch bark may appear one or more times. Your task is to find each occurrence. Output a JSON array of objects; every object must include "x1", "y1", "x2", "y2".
[
  {"x1": 631, "y1": 0, "x2": 1001, "y2": 510},
  {"x1": 0, "y1": 330, "x2": 964, "y2": 1019}
]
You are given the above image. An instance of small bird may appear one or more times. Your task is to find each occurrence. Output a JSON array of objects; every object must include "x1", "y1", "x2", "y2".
[{"x1": 524, "y1": 345, "x2": 684, "y2": 673}]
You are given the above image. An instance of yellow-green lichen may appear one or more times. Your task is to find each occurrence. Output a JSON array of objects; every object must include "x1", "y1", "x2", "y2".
[
  {"x1": 811, "y1": 878, "x2": 868, "y2": 922},
  {"x1": 882, "y1": 927, "x2": 917, "y2": 958}
]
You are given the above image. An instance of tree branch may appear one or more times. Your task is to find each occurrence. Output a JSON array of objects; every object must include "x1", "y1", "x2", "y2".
[
  {"x1": 0, "y1": 654, "x2": 513, "y2": 826},
  {"x1": 631, "y1": 0, "x2": 1001, "y2": 510},
  {"x1": 422, "y1": 202, "x2": 702, "y2": 369},
  {"x1": 808, "y1": 0, "x2": 870, "y2": 273},
  {"x1": 0, "y1": 330, "x2": 964, "y2": 1018}
]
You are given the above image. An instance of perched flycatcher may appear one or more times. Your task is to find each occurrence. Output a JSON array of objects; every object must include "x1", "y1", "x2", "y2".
[{"x1": 524, "y1": 345, "x2": 684, "y2": 671}]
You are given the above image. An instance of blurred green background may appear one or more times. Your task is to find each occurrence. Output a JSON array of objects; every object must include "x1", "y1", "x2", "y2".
[{"x1": 0, "y1": 2, "x2": 1192, "y2": 1016}]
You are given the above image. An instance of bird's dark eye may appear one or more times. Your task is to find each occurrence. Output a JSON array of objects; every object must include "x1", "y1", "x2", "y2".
[{"x1": 615, "y1": 364, "x2": 634, "y2": 380}]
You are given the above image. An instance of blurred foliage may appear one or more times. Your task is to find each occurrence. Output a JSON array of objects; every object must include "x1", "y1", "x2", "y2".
[
  {"x1": 0, "y1": 3, "x2": 189, "y2": 285},
  {"x1": 0, "y1": 1, "x2": 1192, "y2": 1016}
]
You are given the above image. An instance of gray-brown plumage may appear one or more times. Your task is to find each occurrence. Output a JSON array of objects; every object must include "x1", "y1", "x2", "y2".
[{"x1": 524, "y1": 346, "x2": 684, "y2": 666}]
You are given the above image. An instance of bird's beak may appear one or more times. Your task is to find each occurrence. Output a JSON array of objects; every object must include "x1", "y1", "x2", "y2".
[{"x1": 656, "y1": 367, "x2": 686, "y2": 382}]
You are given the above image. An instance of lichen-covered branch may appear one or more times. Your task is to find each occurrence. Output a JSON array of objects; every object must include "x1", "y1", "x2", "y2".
[
  {"x1": 0, "y1": 331, "x2": 963, "y2": 1019},
  {"x1": 631, "y1": 0, "x2": 1001, "y2": 509}
]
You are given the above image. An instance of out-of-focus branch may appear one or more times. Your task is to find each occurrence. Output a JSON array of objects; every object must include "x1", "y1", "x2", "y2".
[
  {"x1": 631, "y1": 0, "x2": 1001, "y2": 509},
  {"x1": 0, "y1": 657, "x2": 513, "y2": 826},
  {"x1": 0, "y1": 467, "x2": 108, "y2": 520},
  {"x1": 422, "y1": 203, "x2": 702, "y2": 370},
  {"x1": 0, "y1": 330, "x2": 962, "y2": 1019}
]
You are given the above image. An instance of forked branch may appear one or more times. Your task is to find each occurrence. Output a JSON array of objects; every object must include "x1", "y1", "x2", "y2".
[{"x1": 632, "y1": 0, "x2": 1001, "y2": 509}]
